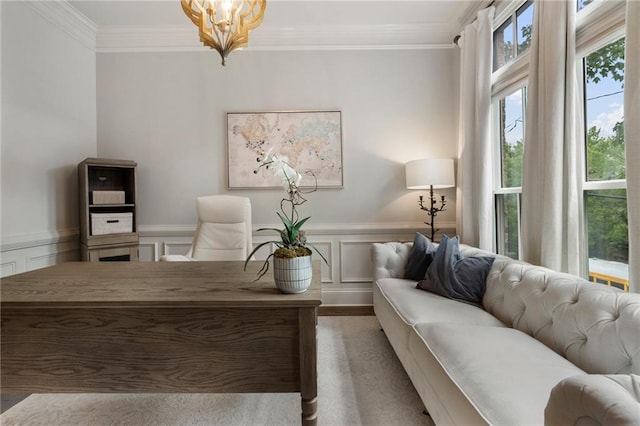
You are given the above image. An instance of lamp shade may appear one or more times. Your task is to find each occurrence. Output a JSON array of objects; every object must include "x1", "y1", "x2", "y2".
[{"x1": 405, "y1": 158, "x2": 455, "y2": 189}]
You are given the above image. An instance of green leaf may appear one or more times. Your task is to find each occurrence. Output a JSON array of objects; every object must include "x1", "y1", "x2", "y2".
[
  {"x1": 256, "y1": 227, "x2": 284, "y2": 233},
  {"x1": 293, "y1": 216, "x2": 311, "y2": 232},
  {"x1": 306, "y1": 242, "x2": 328, "y2": 264},
  {"x1": 280, "y1": 230, "x2": 291, "y2": 246},
  {"x1": 276, "y1": 212, "x2": 293, "y2": 230},
  {"x1": 244, "y1": 240, "x2": 279, "y2": 270}
]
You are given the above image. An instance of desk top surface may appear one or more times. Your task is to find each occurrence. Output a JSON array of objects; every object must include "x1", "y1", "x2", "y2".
[{"x1": 1, "y1": 261, "x2": 322, "y2": 308}]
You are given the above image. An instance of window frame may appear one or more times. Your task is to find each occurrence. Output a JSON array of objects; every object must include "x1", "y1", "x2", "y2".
[
  {"x1": 492, "y1": 0, "x2": 533, "y2": 73},
  {"x1": 490, "y1": 0, "x2": 531, "y2": 259},
  {"x1": 577, "y1": 28, "x2": 628, "y2": 283},
  {"x1": 491, "y1": 84, "x2": 527, "y2": 259},
  {"x1": 489, "y1": 0, "x2": 630, "y2": 273}
]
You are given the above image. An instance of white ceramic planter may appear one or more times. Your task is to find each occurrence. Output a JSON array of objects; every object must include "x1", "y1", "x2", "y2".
[{"x1": 273, "y1": 255, "x2": 313, "y2": 294}]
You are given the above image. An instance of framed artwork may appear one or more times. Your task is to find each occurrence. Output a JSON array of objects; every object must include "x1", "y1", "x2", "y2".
[{"x1": 227, "y1": 110, "x2": 343, "y2": 189}]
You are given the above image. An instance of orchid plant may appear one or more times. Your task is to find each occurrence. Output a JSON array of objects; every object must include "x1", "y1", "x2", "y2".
[{"x1": 244, "y1": 149, "x2": 328, "y2": 280}]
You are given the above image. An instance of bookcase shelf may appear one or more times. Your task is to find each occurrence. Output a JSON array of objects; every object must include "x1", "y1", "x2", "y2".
[{"x1": 78, "y1": 157, "x2": 139, "y2": 262}]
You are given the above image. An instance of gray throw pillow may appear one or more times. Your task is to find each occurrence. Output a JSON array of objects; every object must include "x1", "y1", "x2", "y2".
[
  {"x1": 404, "y1": 232, "x2": 437, "y2": 280},
  {"x1": 416, "y1": 235, "x2": 495, "y2": 308}
]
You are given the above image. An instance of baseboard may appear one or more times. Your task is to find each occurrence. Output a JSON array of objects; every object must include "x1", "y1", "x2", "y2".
[{"x1": 319, "y1": 306, "x2": 374, "y2": 316}]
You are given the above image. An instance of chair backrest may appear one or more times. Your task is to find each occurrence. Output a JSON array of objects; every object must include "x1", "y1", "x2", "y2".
[{"x1": 187, "y1": 195, "x2": 253, "y2": 261}]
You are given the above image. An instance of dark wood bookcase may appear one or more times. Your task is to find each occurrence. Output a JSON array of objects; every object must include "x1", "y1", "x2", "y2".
[{"x1": 78, "y1": 158, "x2": 139, "y2": 261}]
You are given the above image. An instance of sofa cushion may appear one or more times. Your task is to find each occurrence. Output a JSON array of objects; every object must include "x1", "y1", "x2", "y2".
[
  {"x1": 404, "y1": 233, "x2": 437, "y2": 280},
  {"x1": 375, "y1": 278, "x2": 505, "y2": 328},
  {"x1": 412, "y1": 323, "x2": 586, "y2": 425},
  {"x1": 417, "y1": 235, "x2": 495, "y2": 308}
]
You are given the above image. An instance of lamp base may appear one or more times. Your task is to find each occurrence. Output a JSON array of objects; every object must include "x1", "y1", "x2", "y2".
[{"x1": 417, "y1": 185, "x2": 447, "y2": 242}]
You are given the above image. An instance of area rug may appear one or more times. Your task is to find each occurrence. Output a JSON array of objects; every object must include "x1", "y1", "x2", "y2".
[{"x1": 1, "y1": 316, "x2": 433, "y2": 426}]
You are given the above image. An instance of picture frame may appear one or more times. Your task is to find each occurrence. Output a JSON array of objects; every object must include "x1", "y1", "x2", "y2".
[{"x1": 226, "y1": 110, "x2": 343, "y2": 189}]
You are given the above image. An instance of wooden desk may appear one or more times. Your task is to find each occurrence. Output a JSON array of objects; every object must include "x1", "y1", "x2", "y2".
[{"x1": 1, "y1": 261, "x2": 322, "y2": 425}]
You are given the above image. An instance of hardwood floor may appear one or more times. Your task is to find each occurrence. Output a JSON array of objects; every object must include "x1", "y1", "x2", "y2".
[{"x1": 319, "y1": 306, "x2": 374, "y2": 316}]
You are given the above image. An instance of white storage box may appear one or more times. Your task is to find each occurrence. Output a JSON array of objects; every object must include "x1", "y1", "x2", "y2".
[
  {"x1": 91, "y1": 212, "x2": 133, "y2": 235},
  {"x1": 93, "y1": 190, "x2": 125, "y2": 205}
]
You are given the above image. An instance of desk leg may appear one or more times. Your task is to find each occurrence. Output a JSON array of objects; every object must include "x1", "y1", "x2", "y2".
[{"x1": 299, "y1": 307, "x2": 318, "y2": 426}]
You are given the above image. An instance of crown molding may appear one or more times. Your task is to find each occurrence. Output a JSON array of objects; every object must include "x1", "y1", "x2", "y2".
[
  {"x1": 25, "y1": 1, "x2": 97, "y2": 50},
  {"x1": 27, "y1": 1, "x2": 458, "y2": 53},
  {"x1": 457, "y1": 0, "x2": 494, "y2": 29},
  {"x1": 96, "y1": 23, "x2": 456, "y2": 53}
]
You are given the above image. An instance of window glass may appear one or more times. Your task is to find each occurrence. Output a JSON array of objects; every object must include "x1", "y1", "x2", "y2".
[
  {"x1": 493, "y1": 20, "x2": 514, "y2": 71},
  {"x1": 585, "y1": 38, "x2": 625, "y2": 181},
  {"x1": 499, "y1": 88, "x2": 526, "y2": 188},
  {"x1": 496, "y1": 193, "x2": 520, "y2": 259},
  {"x1": 494, "y1": 86, "x2": 527, "y2": 259},
  {"x1": 516, "y1": 2, "x2": 534, "y2": 54},
  {"x1": 585, "y1": 189, "x2": 629, "y2": 290},
  {"x1": 583, "y1": 36, "x2": 627, "y2": 291},
  {"x1": 493, "y1": 1, "x2": 534, "y2": 72},
  {"x1": 577, "y1": 0, "x2": 601, "y2": 12}
]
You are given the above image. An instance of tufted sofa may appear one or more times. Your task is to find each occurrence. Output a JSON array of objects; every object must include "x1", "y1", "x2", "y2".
[{"x1": 372, "y1": 241, "x2": 640, "y2": 425}]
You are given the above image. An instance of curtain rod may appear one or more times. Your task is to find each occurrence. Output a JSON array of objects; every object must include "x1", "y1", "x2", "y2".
[{"x1": 453, "y1": 0, "x2": 495, "y2": 45}]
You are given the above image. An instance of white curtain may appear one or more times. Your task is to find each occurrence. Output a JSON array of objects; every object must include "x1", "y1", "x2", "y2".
[
  {"x1": 520, "y1": 0, "x2": 582, "y2": 275},
  {"x1": 456, "y1": 7, "x2": 495, "y2": 251},
  {"x1": 625, "y1": 0, "x2": 639, "y2": 293}
]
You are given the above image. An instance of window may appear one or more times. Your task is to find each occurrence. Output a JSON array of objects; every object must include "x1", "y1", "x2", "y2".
[
  {"x1": 491, "y1": 0, "x2": 532, "y2": 259},
  {"x1": 489, "y1": 0, "x2": 631, "y2": 291},
  {"x1": 494, "y1": 87, "x2": 527, "y2": 259},
  {"x1": 584, "y1": 38, "x2": 626, "y2": 182},
  {"x1": 493, "y1": 1, "x2": 534, "y2": 72},
  {"x1": 582, "y1": 37, "x2": 628, "y2": 290},
  {"x1": 499, "y1": 88, "x2": 526, "y2": 188}
]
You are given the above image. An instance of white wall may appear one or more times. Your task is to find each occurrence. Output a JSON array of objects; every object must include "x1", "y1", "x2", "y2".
[
  {"x1": 97, "y1": 48, "x2": 458, "y2": 227},
  {"x1": 0, "y1": 2, "x2": 97, "y2": 275},
  {"x1": 96, "y1": 47, "x2": 458, "y2": 304},
  {"x1": 0, "y1": 4, "x2": 460, "y2": 304}
]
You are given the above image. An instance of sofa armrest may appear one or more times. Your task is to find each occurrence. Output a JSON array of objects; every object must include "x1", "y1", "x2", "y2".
[
  {"x1": 370, "y1": 242, "x2": 412, "y2": 280},
  {"x1": 545, "y1": 374, "x2": 640, "y2": 426}
]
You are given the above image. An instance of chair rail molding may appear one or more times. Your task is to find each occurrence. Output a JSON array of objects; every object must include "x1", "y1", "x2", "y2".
[
  {"x1": 140, "y1": 222, "x2": 456, "y2": 306},
  {"x1": 0, "y1": 222, "x2": 457, "y2": 305},
  {"x1": 1, "y1": 229, "x2": 80, "y2": 278}
]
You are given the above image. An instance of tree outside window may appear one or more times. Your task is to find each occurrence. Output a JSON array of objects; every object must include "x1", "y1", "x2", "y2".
[
  {"x1": 584, "y1": 38, "x2": 628, "y2": 289},
  {"x1": 495, "y1": 87, "x2": 526, "y2": 259},
  {"x1": 493, "y1": 1, "x2": 533, "y2": 72}
]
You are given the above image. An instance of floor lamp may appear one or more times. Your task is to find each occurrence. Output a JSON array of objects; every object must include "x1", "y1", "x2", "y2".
[{"x1": 405, "y1": 158, "x2": 455, "y2": 242}]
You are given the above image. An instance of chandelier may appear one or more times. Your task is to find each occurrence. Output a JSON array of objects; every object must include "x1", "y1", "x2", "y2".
[{"x1": 181, "y1": 0, "x2": 266, "y2": 66}]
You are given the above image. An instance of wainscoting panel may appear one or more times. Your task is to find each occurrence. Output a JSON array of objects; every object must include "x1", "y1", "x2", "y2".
[
  {"x1": 339, "y1": 240, "x2": 379, "y2": 283},
  {"x1": 138, "y1": 223, "x2": 455, "y2": 305},
  {"x1": 310, "y1": 241, "x2": 333, "y2": 284},
  {"x1": 161, "y1": 242, "x2": 192, "y2": 257},
  {"x1": 139, "y1": 242, "x2": 160, "y2": 262},
  {"x1": 1, "y1": 261, "x2": 17, "y2": 277},
  {"x1": 1, "y1": 231, "x2": 80, "y2": 278},
  {"x1": 26, "y1": 248, "x2": 78, "y2": 271},
  {"x1": 2, "y1": 224, "x2": 455, "y2": 306}
]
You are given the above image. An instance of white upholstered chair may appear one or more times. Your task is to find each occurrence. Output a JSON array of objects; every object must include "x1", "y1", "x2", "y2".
[{"x1": 160, "y1": 195, "x2": 253, "y2": 261}]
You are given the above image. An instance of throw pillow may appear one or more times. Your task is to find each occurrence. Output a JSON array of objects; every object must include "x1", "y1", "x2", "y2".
[
  {"x1": 416, "y1": 235, "x2": 495, "y2": 307},
  {"x1": 404, "y1": 232, "x2": 437, "y2": 280}
]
